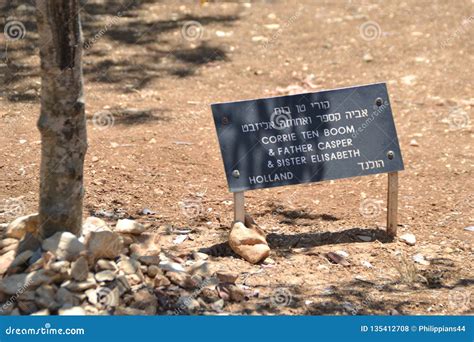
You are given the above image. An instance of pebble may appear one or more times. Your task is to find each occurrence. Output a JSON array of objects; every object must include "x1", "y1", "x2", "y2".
[
  {"x1": 363, "y1": 53, "x2": 373, "y2": 62},
  {"x1": 96, "y1": 259, "x2": 117, "y2": 271},
  {"x1": 117, "y1": 256, "x2": 139, "y2": 274},
  {"x1": 70, "y1": 256, "x2": 89, "y2": 281},
  {"x1": 95, "y1": 270, "x2": 116, "y2": 282},
  {"x1": 115, "y1": 219, "x2": 145, "y2": 235},
  {"x1": 357, "y1": 235, "x2": 372, "y2": 242},
  {"x1": 0, "y1": 270, "x2": 54, "y2": 295},
  {"x1": 210, "y1": 299, "x2": 224, "y2": 311},
  {"x1": 0, "y1": 250, "x2": 16, "y2": 275},
  {"x1": 214, "y1": 271, "x2": 238, "y2": 284},
  {"x1": 159, "y1": 260, "x2": 186, "y2": 273},
  {"x1": 409, "y1": 139, "x2": 419, "y2": 147},
  {"x1": 147, "y1": 265, "x2": 161, "y2": 278},
  {"x1": 464, "y1": 226, "x2": 474, "y2": 232},
  {"x1": 399, "y1": 233, "x2": 416, "y2": 246},
  {"x1": 412, "y1": 253, "x2": 430, "y2": 265}
]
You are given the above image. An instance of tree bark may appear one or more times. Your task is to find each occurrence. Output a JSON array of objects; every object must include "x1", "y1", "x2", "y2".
[{"x1": 36, "y1": 0, "x2": 87, "y2": 238}]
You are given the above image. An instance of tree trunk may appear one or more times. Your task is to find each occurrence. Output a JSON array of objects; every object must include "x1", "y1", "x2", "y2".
[{"x1": 36, "y1": 0, "x2": 87, "y2": 238}]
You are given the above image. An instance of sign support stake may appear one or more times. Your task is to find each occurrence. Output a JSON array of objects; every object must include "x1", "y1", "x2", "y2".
[
  {"x1": 234, "y1": 191, "x2": 245, "y2": 223},
  {"x1": 386, "y1": 171, "x2": 398, "y2": 237}
]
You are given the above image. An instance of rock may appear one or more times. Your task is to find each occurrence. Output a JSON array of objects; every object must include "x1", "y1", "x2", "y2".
[
  {"x1": 147, "y1": 265, "x2": 161, "y2": 278},
  {"x1": 200, "y1": 287, "x2": 220, "y2": 303},
  {"x1": 35, "y1": 284, "x2": 57, "y2": 309},
  {"x1": 188, "y1": 260, "x2": 210, "y2": 276},
  {"x1": 409, "y1": 139, "x2": 419, "y2": 147},
  {"x1": 113, "y1": 275, "x2": 131, "y2": 295},
  {"x1": 412, "y1": 253, "x2": 430, "y2": 265},
  {"x1": 117, "y1": 256, "x2": 139, "y2": 274},
  {"x1": 95, "y1": 270, "x2": 116, "y2": 282},
  {"x1": 357, "y1": 235, "x2": 372, "y2": 242},
  {"x1": 62, "y1": 276, "x2": 97, "y2": 292},
  {"x1": 96, "y1": 259, "x2": 117, "y2": 271},
  {"x1": 128, "y1": 232, "x2": 160, "y2": 257},
  {"x1": 9, "y1": 250, "x2": 34, "y2": 269},
  {"x1": 56, "y1": 287, "x2": 78, "y2": 306},
  {"x1": 5, "y1": 213, "x2": 39, "y2": 239},
  {"x1": 82, "y1": 216, "x2": 111, "y2": 237},
  {"x1": 166, "y1": 272, "x2": 199, "y2": 289},
  {"x1": 154, "y1": 273, "x2": 171, "y2": 287},
  {"x1": 0, "y1": 242, "x2": 19, "y2": 255},
  {"x1": 158, "y1": 260, "x2": 185, "y2": 273},
  {"x1": 0, "y1": 250, "x2": 15, "y2": 275},
  {"x1": 399, "y1": 233, "x2": 416, "y2": 246},
  {"x1": 18, "y1": 300, "x2": 38, "y2": 315},
  {"x1": 361, "y1": 260, "x2": 373, "y2": 268},
  {"x1": 228, "y1": 222, "x2": 270, "y2": 264},
  {"x1": 326, "y1": 252, "x2": 350, "y2": 267},
  {"x1": 363, "y1": 53, "x2": 373, "y2": 62},
  {"x1": 0, "y1": 238, "x2": 20, "y2": 249},
  {"x1": 262, "y1": 257, "x2": 275, "y2": 265},
  {"x1": 17, "y1": 232, "x2": 41, "y2": 254},
  {"x1": 42, "y1": 232, "x2": 85, "y2": 261},
  {"x1": 70, "y1": 256, "x2": 89, "y2": 281},
  {"x1": 177, "y1": 296, "x2": 200, "y2": 312},
  {"x1": 335, "y1": 250, "x2": 349, "y2": 258},
  {"x1": 0, "y1": 270, "x2": 55, "y2": 295},
  {"x1": 215, "y1": 271, "x2": 238, "y2": 284},
  {"x1": 49, "y1": 260, "x2": 70, "y2": 273},
  {"x1": 193, "y1": 251, "x2": 208, "y2": 260},
  {"x1": 210, "y1": 299, "x2": 225, "y2": 311},
  {"x1": 130, "y1": 289, "x2": 157, "y2": 315},
  {"x1": 401, "y1": 75, "x2": 417, "y2": 85},
  {"x1": 96, "y1": 287, "x2": 120, "y2": 307},
  {"x1": 464, "y1": 226, "x2": 474, "y2": 232},
  {"x1": 86, "y1": 230, "x2": 123, "y2": 260},
  {"x1": 115, "y1": 219, "x2": 145, "y2": 235},
  {"x1": 58, "y1": 306, "x2": 86, "y2": 315},
  {"x1": 138, "y1": 255, "x2": 160, "y2": 266},
  {"x1": 227, "y1": 284, "x2": 246, "y2": 302}
]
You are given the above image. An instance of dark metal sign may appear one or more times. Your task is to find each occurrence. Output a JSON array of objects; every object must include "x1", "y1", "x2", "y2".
[{"x1": 211, "y1": 83, "x2": 404, "y2": 192}]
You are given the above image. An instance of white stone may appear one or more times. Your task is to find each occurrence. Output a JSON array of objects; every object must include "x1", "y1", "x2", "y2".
[
  {"x1": 42, "y1": 232, "x2": 85, "y2": 261},
  {"x1": 399, "y1": 233, "x2": 416, "y2": 246},
  {"x1": 115, "y1": 219, "x2": 145, "y2": 235}
]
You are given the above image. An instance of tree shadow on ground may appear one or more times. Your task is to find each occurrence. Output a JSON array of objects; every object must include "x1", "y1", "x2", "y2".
[
  {"x1": 1, "y1": 0, "x2": 238, "y2": 102},
  {"x1": 86, "y1": 107, "x2": 170, "y2": 126},
  {"x1": 199, "y1": 227, "x2": 393, "y2": 258}
]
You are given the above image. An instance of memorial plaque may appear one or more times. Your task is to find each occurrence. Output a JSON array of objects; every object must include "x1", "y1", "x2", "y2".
[{"x1": 212, "y1": 83, "x2": 404, "y2": 192}]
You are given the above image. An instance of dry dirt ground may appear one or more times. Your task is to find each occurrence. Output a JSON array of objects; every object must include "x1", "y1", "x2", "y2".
[{"x1": 1, "y1": 0, "x2": 473, "y2": 315}]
